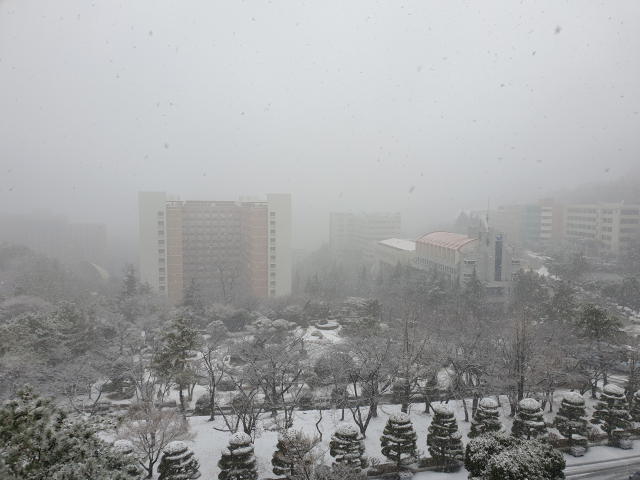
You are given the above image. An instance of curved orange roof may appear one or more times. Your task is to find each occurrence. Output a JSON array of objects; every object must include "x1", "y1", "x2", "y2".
[{"x1": 416, "y1": 231, "x2": 477, "y2": 250}]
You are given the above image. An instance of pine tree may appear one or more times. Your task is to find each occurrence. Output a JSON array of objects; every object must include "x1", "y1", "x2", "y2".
[
  {"x1": 426, "y1": 404, "x2": 464, "y2": 468},
  {"x1": 113, "y1": 440, "x2": 145, "y2": 478},
  {"x1": 511, "y1": 398, "x2": 548, "y2": 441},
  {"x1": 591, "y1": 384, "x2": 632, "y2": 447},
  {"x1": 0, "y1": 386, "x2": 140, "y2": 480},
  {"x1": 272, "y1": 429, "x2": 321, "y2": 479},
  {"x1": 380, "y1": 412, "x2": 418, "y2": 466},
  {"x1": 553, "y1": 393, "x2": 589, "y2": 447},
  {"x1": 218, "y1": 433, "x2": 258, "y2": 480},
  {"x1": 630, "y1": 390, "x2": 640, "y2": 423},
  {"x1": 158, "y1": 441, "x2": 201, "y2": 480},
  {"x1": 468, "y1": 398, "x2": 503, "y2": 438},
  {"x1": 329, "y1": 424, "x2": 368, "y2": 472}
]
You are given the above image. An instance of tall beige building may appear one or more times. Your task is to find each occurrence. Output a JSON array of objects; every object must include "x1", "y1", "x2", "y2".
[
  {"x1": 139, "y1": 192, "x2": 291, "y2": 302},
  {"x1": 562, "y1": 202, "x2": 640, "y2": 255}
]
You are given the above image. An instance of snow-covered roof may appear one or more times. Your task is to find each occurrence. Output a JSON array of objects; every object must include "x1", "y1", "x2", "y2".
[
  {"x1": 416, "y1": 231, "x2": 477, "y2": 251},
  {"x1": 377, "y1": 238, "x2": 416, "y2": 252}
]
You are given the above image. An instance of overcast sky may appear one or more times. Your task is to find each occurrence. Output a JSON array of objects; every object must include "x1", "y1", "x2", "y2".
[{"x1": 1, "y1": 0, "x2": 639, "y2": 253}]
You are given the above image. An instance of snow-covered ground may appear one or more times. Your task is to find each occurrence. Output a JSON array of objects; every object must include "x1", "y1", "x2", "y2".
[{"x1": 180, "y1": 392, "x2": 632, "y2": 480}]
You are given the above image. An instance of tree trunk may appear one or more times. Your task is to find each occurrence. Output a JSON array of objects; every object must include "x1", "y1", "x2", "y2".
[
  {"x1": 471, "y1": 395, "x2": 479, "y2": 417},
  {"x1": 462, "y1": 398, "x2": 469, "y2": 422},
  {"x1": 209, "y1": 389, "x2": 216, "y2": 421},
  {"x1": 179, "y1": 385, "x2": 185, "y2": 411}
]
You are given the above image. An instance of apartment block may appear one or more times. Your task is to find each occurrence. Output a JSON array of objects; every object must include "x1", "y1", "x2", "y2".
[
  {"x1": 563, "y1": 203, "x2": 640, "y2": 255},
  {"x1": 329, "y1": 211, "x2": 401, "y2": 259},
  {"x1": 139, "y1": 192, "x2": 291, "y2": 302}
]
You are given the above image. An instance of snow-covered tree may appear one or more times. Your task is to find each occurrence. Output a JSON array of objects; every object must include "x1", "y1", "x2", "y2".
[
  {"x1": 553, "y1": 392, "x2": 589, "y2": 447},
  {"x1": 630, "y1": 390, "x2": 640, "y2": 423},
  {"x1": 380, "y1": 412, "x2": 418, "y2": 466},
  {"x1": 591, "y1": 384, "x2": 632, "y2": 447},
  {"x1": 158, "y1": 441, "x2": 201, "y2": 480},
  {"x1": 511, "y1": 398, "x2": 548, "y2": 441},
  {"x1": 426, "y1": 404, "x2": 464, "y2": 467},
  {"x1": 468, "y1": 398, "x2": 503, "y2": 438},
  {"x1": 329, "y1": 423, "x2": 368, "y2": 471},
  {"x1": 218, "y1": 432, "x2": 258, "y2": 480},
  {"x1": 0, "y1": 386, "x2": 140, "y2": 480},
  {"x1": 113, "y1": 440, "x2": 144, "y2": 478},
  {"x1": 271, "y1": 429, "x2": 321, "y2": 479}
]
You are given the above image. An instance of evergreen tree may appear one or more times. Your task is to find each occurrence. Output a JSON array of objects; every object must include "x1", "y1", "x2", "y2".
[
  {"x1": 153, "y1": 314, "x2": 200, "y2": 410},
  {"x1": 630, "y1": 390, "x2": 640, "y2": 423},
  {"x1": 113, "y1": 440, "x2": 145, "y2": 478},
  {"x1": 380, "y1": 412, "x2": 418, "y2": 466},
  {"x1": 218, "y1": 433, "x2": 258, "y2": 480},
  {"x1": 553, "y1": 392, "x2": 589, "y2": 447},
  {"x1": 468, "y1": 398, "x2": 503, "y2": 438},
  {"x1": 546, "y1": 280, "x2": 577, "y2": 323},
  {"x1": 591, "y1": 384, "x2": 632, "y2": 447},
  {"x1": 426, "y1": 404, "x2": 464, "y2": 467},
  {"x1": 511, "y1": 398, "x2": 548, "y2": 441},
  {"x1": 158, "y1": 441, "x2": 201, "y2": 480},
  {"x1": 329, "y1": 423, "x2": 368, "y2": 472},
  {"x1": 0, "y1": 386, "x2": 140, "y2": 480},
  {"x1": 182, "y1": 277, "x2": 205, "y2": 317},
  {"x1": 463, "y1": 267, "x2": 486, "y2": 319},
  {"x1": 271, "y1": 429, "x2": 320, "y2": 479}
]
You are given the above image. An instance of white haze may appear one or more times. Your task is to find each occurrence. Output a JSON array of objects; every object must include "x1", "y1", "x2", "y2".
[{"x1": 1, "y1": 0, "x2": 639, "y2": 257}]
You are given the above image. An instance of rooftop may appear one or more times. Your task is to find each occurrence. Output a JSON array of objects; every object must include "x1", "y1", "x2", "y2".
[
  {"x1": 416, "y1": 231, "x2": 477, "y2": 250},
  {"x1": 378, "y1": 238, "x2": 416, "y2": 252}
]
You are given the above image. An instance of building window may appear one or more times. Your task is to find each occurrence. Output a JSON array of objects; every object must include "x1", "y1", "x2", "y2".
[
  {"x1": 158, "y1": 221, "x2": 164, "y2": 227},
  {"x1": 158, "y1": 249, "x2": 165, "y2": 254},
  {"x1": 159, "y1": 286, "x2": 165, "y2": 291},
  {"x1": 270, "y1": 238, "x2": 276, "y2": 244},
  {"x1": 270, "y1": 255, "x2": 276, "y2": 260},
  {"x1": 270, "y1": 272, "x2": 276, "y2": 278},
  {"x1": 270, "y1": 212, "x2": 276, "y2": 217},
  {"x1": 159, "y1": 277, "x2": 165, "y2": 282},
  {"x1": 159, "y1": 268, "x2": 165, "y2": 274},
  {"x1": 158, "y1": 230, "x2": 164, "y2": 236},
  {"x1": 270, "y1": 247, "x2": 276, "y2": 252},
  {"x1": 159, "y1": 258, "x2": 165, "y2": 264},
  {"x1": 158, "y1": 240, "x2": 164, "y2": 245},
  {"x1": 270, "y1": 281, "x2": 276, "y2": 286},
  {"x1": 270, "y1": 229, "x2": 276, "y2": 234},
  {"x1": 270, "y1": 221, "x2": 276, "y2": 226},
  {"x1": 271, "y1": 264, "x2": 276, "y2": 268},
  {"x1": 158, "y1": 212, "x2": 164, "y2": 218}
]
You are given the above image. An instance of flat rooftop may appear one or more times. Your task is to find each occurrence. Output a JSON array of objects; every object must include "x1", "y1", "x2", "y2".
[{"x1": 378, "y1": 238, "x2": 416, "y2": 251}]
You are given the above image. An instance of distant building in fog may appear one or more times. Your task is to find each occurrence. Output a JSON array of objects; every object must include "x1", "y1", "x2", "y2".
[
  {"x1": 139, "y1": 192, "x2": 291, "y2": 302},
  {"x1": 562, "y1": 202, "x2": 640, "y2": 256},
  {"x1": 0, "y1": 210, "x2": 107, "y2": 267},
  {"x1": 329, "y1": 211, "x2": 402, "y2": 259},
  {"x1": 374, "y1": 238, "x2": 416, "y2": 272},
  {"x1": 413, "y1": 223, "x2": 520, "y2": 303}
]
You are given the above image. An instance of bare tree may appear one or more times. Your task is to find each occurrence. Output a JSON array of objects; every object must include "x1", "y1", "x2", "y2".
[
  {"x1": 118, "y1": 401, "x2": 194, "y2": 478},
  {"x1": 197, "y1": 320, "x2": 229, "y2": 420}
]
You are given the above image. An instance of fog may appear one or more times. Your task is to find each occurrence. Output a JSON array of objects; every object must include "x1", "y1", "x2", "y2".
[{"x1": 1, "y1": 0, "x2": 639, "y2": 257}]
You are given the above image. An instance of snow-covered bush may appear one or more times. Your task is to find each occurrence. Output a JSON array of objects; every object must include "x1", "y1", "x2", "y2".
[
  {"x1": 272, "y1": 429, "x2": 321, "y2": 479},
  {"x1": 113, "y1": 440, "x2": 145, "y2": 478},
  {"x1": 158, "y1": 441, "x2": 201, "y2": 480},
  {"x1": 380, "y1": 412, "x2": 418, "y2": 466},
  {"x1": 329, "y1": 423, "x2": 368, "y2": 471},
  {"x1": 511, "y1": 398, "x2": 548, "y2": 441},
  {"x1": 194, "y1": 395, "x2": 210, "y2": 416},
  {"x1": 553, "y1": 392, "x2": 588, "y2": 448},
  {"x1": 468, "y1": 398, "x2": 503, "y2": 438},
  {"x1": 464, "y1": 434, "x2": 565, "y2": 480},
  {"x1": 591, "y1": 384, "x2": 632, "y2": 448},
  {"x1": 426, "y1": 404, "x2": 464, "y2": 468},
  {"x1": 218, "y1": 433, "x2": 258, "y2": 480}
]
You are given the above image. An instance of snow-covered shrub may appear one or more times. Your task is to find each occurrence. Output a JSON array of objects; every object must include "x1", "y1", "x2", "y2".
[
  {"x1": 468, "y1": 398, "x2": 503, "y2": 438},
  {"x1": 426, "y1": 404, "x2": 464, "y2": 469},
  {"x1": 553, "y1": 392, "x2": 588, "y2": 448},
  {"x1": 380, "y1": 412, "x2": 418, "y2": 466},
  {"x1": 329, "y1": 423, "x2": 368, "y2": 471},
  {"x1": 193, "y1": 395, "x2": 210, "y2": 416},
  {"x1": 591, "y1": 384, "x2": 632, "y2": 448},
  {"x1": 511, "y1": 398, "x2": 548, "y2": 442},
  {"x1": 158, "y1": 441, "x2": 201, "y2": 480},
  {"x1": 218, "y1": 433, "x2": 257, "y2": 480},
  {"x1": 113, "y1": 440, "x2": 145, "y2": 478},
  {"x1": 464, "y1": 434, "x2": 565, "y2": 480},
  {"x1": 272, "y1": 429, "x2": 321, "y2": 479}
]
